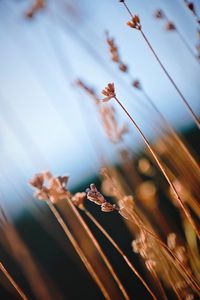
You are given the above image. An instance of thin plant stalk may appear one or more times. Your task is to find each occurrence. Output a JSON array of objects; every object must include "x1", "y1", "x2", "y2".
[
  {"x1": 149, "y1": 269, "x2": 168, "y2": 300},
  {"x1": 120, "y1": 1, "x2": 200, "y2": 129},
  {"x1": 140, "y1": 30, "x2": 200, "y2": 129},
  {"x1": 165, "y1": 270, "x2": 182, "y2": 300},
  {"x1": 0, "y1": 262, "x2": 28, "y2": 300},
  {"x1": 157, "y1": 10, "x2": 198, "y2": 62},
  {"x1": 141, "y1": 88, "x2": 200, "y2": 178},
  {"x1": 120, "y1": 206, "x2": 200, "y2": 293},
  {"x1": 175, "y1": 28, "x2": 198, "y2": 61},
  {"x1": 66, "y1": 199, "x2": 130, "y2": 300},
  {"x1": 83, "y1": 207, "x2": 158, "y2": 300},
  {"x1": 94, "y1": 167, "x2": 199, "y2": 290},
  {"x1": 113, "y1": 95, "x2": 199, "y2": 238},
  {"x1": 47, "y1": 201, "x2": 112, "y2": 300}
]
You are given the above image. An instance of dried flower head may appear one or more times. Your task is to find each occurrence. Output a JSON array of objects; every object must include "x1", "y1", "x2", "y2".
[
  {"x1": 86, "y1": 184, "x2": 105, "y2": 205},
  {"x1": 184, "y1": 1, "x2": 196, "y2": 15},
  {"x1": 101, "y1": 173, "x2": 118, "y2": 198},
  {"x1": 100, "y1": 167, "x2": 121, "y2": 198},
  {"x1": 132, "y1": 231, "x2": 158, "y2": 274},
  {"x1": 119, "y1": 63, "x2": 128, "y2": 72},
  {"x1": 105, "y1": 31, "x2": 128, "y2": 73},
  {"x1": 29, "y1": 172, "x2": 70, "y2": 203},
  {"x1": 101, "y1": 202, "x2": 119, "y2": 212},
  {"x1": 154, "y1": 9, "x2": 165, "y2": 19},
  {"x1": 167, "y1": 232, "x2": 177, "y2": 250},
  {"x1": 71, "y1": 192, "x2": 86, "y2": 209},
  {"x1": 99, "y1": 105, "x2": 128, "y2": 143},
  {"x1": 118, "y1": 195, "x2": 135, "y2": 211},
  {"x1": 132, "y1": 79, "x2": 142, "y2": 90},
  {"x1": 187, "y1": 2, "x2": 195, "y2": 13},
  {"x1": 25, "y1": 0, "x2": 45, "y2": 18},
  {"x1": 167, "y1": 232, "x2": 191, "y2": 274},
  {"x1": 127, "y1": 15, "x2": 141, "y2": 30},
  {"x1": 29, "y1": 173, "x2": 44, "y2": 190},
  {"x1": 102, "y1": 83, "x2": 116, "y2": 102},
  {"x1": 106, "y1": 32, "x2": 120, "y2": 63},
  {"x1": 145, "y1": 259, "x2": 157, "y2": 271},
  {"x1": 86, "y1": 183, "x2": 118, "y2": 213},
  {"x1": 76, "y1": 79, "x2": 100, "y2": 105},
  {"x1": 165, "y1": 21, "x2": 176, "y2": 31},
  {"x1": 132, "y1": 231, "x2": 149, "y2": 258}
]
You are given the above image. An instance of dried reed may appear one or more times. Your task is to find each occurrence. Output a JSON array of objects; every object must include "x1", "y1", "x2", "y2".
[
  {"x1": 71, "y1": 195, "x2": 158, "y2": 300},
  {"x1": 85, "y1": 182, "x2": 200, "y2": 295},
  {"x1": 119, "y1": 0, "x2": 200, "y2": 129},
  {"x1": 183, "y1": 1, "x2": 200, "y2": 24},
  {"x1": 105, "y1": 30, "x2": 200, "y2": 175},
  {"x1": 154, "y1": 9, "x2": 198, "y2": 61},
  {"x1": 0, "y1": 262, "x2": 28, "y2": 300},
  {"x1": 29, "y1": 173, "x2": 112, "y2": 300},
  {"x1": 101, "y1": 82, "x2": 199, "y2": 238}
]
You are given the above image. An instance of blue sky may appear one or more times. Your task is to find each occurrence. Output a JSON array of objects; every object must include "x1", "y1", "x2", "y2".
[{"x1": 0, "y1": 0, "x2": 199, "y2": 215}]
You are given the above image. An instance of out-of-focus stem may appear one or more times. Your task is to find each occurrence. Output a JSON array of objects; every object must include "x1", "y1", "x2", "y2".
[
  {"x1": 149, "y1": 269, "x2": 168, "y2": 300},
  {"x1": 120, "y1": 1, "x2": 200, "y2": 129},
  {"x1": 0, "y1": 262, "x2": 28, "y2": 300},
  {"x1": 83, "y1": 208, "x2": 158, "y2": 300},
  {"x1": 66, "y1": 200, "x2": 130, "y2": 300},
  {"x1": 114, "y1": 95, "x2": 199, "y2": 238},
  {"x1": 140, "y1": 30, "x2": 200, "y2": 129},
  {"x1": 47, "y1": 201, "x2": 112, "y2": 300},
  {"x1": 141, "y1": 88, "x2": 200, "y2": 179},
  {"x1": 120, "y1": 207, "x2": 200, "y2": 293}
]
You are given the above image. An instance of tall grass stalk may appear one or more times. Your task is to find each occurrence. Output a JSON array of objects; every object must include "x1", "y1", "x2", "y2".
[
  {"x1": 111, "y1": 93, "x2": 199, "y2": 238},
  {"x1": 0, "y1": 262, "x2": 28, "y2": 300},
  {"x1": 65, "y1": 199, "x2": 130, "y2": 300},
  {"x1": 82, "y1": 207, "x2": 158, "y2": 300},
  {"x1": 47, "y1": 200, "x2": 112, "y2": 300},
  {"x1": 120, "y1": 0, "x2": 200, "y2": 129}
]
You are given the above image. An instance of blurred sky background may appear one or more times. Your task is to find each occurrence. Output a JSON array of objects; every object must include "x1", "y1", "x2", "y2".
[{"x1": 0, "y1": 0, "x2": 200, "y2": 216}]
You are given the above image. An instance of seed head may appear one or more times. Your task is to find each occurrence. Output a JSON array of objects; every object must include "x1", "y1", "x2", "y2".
[
  {"x1": 102, "y1": 83, "x2": 116, "y2": 102},
  {"x1": 154, "y1": 9, "x2": 165, "y2": 19},
  {"x1": 119, "y1": 63, "x2": 128, "y2": 72},
  {"x1": 120, "y1": 195, "x2": 135, "y2": 211},
  {"x1": 145, "y1": 259, "x2": 156, "y2": 271},
  {"x1": 29, "y1": 173, "x2": 44, "y2": 190},
  {"x1": 25, "y1": 0, "x2": 45, "y2": 18},
  {"x1": 106, "y1": 32, "x2": 120, "y2": 63},
  {"x1": 86, "y1": 183, "x2": 106, "y2": 205},
  {"x1": 101, "y1": 202, "x2": 119, "y2": 212},
  {"x1": 127, "y1": 15, "x2": 141, "y2": 30},
  {"x1": 186, "y1": 2, "x2": 196, "y2": 15},
  {"x1": 99, "y1": 105, "x2": 128, "y2": 143},
  {"x1": 86, "y1": 183, "x2": 118, "y2": 213},
  {"x1": 76, "y1": 79, "x2": 100, "y2": 105},
  {"x1": 167, "y1": 232, "x2": 176, "y2": 250},
  {"x1": 132, "y1": 79, "x2": 142, "y2": 90},
  {"x1": 165, "y1": 21, "x2": 176, "y2": 31},
  {"x1": 29, "y1": 172, "x2": 70, "y2": 203},
  {"x1": 71, "y1": 192, "x2": 86, "y2": 209}
]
